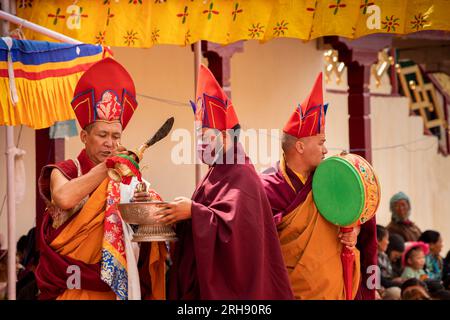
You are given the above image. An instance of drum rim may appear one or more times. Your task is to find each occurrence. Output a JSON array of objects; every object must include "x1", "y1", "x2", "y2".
[{"x1": 313, "y1": 156, "x2": 365, "y2": 226}]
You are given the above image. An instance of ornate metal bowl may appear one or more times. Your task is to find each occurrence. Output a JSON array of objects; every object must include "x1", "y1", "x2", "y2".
[{"x1": 118, "y1": 201, "x2": 177, "y2": 242}]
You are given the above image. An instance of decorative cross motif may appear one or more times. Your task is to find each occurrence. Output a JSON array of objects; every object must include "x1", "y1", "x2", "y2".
[
  {"x1": 360, "y1": 0, "x2": 375, "y2": 15},
  {"x1": 48, "y1": 8, "x2": 66, "y2": 25},
  {"x1": 203, "y1": 2, "x2": 219, "y2": 20},
  {"x1": 177, "y1": 6, "x2": 189, "y2": 24},
  {"x1": 232, "y1": 3, "x2": 243, "y2": 21},
  {"x1": 329, "y1": 0, "x2": 346, "y2": 15},
  {"x1": 67, "y1": 6, "x2": 88, "y2": 25}
]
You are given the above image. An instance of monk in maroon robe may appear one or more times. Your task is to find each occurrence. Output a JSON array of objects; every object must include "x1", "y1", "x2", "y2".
[
  {"x1": 37, "y1": 149, "x2": 113, "y2": 299},
  {"x1": 260, "y1": 73, "x2": 377, "y2": 300},
  {"x1": 157, "y1": 64, "x2": 293, "y2": 300},
  {"x1": 35, "y1": 58, "x2": 166, "y2": 300}
]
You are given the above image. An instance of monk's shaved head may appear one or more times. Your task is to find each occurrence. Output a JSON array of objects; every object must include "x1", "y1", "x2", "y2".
[
  {"x1": 281, "y1": 132, "x2": 299, "y2": 154},
  {"x1": 282, "y1": 132, "x2": 328, "y2": 175}
]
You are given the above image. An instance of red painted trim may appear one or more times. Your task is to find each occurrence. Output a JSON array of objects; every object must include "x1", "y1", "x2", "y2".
[{"x1": 0, "y1": 62, "x2": 96, "y2": 80}]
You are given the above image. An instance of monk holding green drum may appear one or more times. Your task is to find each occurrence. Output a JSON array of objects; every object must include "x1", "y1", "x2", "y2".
[{"x1": 261, "y1": 73, "x2": 379, "y2": 300}]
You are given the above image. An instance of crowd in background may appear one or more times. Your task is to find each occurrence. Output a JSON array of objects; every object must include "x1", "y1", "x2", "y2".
[{"x1": 377, "y1": 191, "x2": 450, "y2": 300}]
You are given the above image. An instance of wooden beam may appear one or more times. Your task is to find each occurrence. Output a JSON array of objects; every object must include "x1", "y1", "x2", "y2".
[{"x1": 201, "y1": 41, "x2": 244, "y2": 100}]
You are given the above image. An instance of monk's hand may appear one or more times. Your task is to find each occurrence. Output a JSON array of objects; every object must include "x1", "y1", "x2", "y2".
[
  {"x1": 155, "y1": 197, "x2": 192, "y2": 225},
  {"x1": 132, "y1": 192, "x2": 156, "y2": 202},
  {"x1": 338, "y1": 225, "x2": 360, "y2": 249}
]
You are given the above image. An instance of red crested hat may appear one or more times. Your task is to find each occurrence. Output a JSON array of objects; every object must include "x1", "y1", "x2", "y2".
[
  {"x1": 71, "y1": 57, "x2": 138, "y2": 130},
  {"x1": 283, "y1": 72, "x2": 328, "y2": 138},
  {"x1": 190, "y1": 64, "x2": 239, "y2": 131}
]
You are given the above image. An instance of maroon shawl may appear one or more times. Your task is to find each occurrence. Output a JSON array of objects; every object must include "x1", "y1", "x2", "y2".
[
  {"x1": 35, "y1": 149, "x2": 111, "y2": 299},
  {"x1": 260, "y1": 160, "x2": 377, "y2": 300},
  {"x1": 260, "y1": 161, "x2": 313, "y2": 223},
  {"x1": 169, "y1": 145, "x2": 293, "y2": 300}
]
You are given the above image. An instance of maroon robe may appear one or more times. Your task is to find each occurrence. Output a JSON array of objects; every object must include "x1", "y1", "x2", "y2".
[
  {"x1": 260, "y1": 160, "x2": 377, "y2": 300},
  {"x1": 36, "y1": 149, "x2": 163, "y2": 300},
  {"x1": 169, "y1": 145, "x2": 293, "y2": 300},
  {"x1": 355, "y1": 215, "x2": 377, "y2": 300},
  {"x1": 35, "y1": 149, "x2": 111, "y2": 299}
]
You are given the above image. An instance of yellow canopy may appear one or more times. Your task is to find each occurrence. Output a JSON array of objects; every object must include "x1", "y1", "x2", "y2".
[{"x1": 17, "y1": 0, "x2": 450, "y2": 48}]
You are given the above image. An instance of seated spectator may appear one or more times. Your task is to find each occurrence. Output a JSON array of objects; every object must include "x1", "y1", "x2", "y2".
[
  {"x1": 387, "y1": 192, "x2": 421, "y2": 242},
  {"x1": 16, "y1": 235, "x2": 27, "y2": 276},
  {"x1": 377, "y1": 225, "x2": 404, "y2": 300},
  {"x1": 16, "y1": 235, "x2": 27, "y2": 265},
  {"x1": 16, "y1": 227, "x2": 39, "y2": 300},
  {"x1": 443, "y1": 250, "x2": 450, "y2": 290},
  {"x1": 386, "y1": 233, "x2": 406, "y2": 278},
  {"x1": 401, "y1": 278, "x2": 431, "y2": 300},
  {"x1": 401, "y1": 241, "x2": 429, "y2": 281},
  {"x1": 419, "y1": 230, "x2": 444, "y2": 281}
]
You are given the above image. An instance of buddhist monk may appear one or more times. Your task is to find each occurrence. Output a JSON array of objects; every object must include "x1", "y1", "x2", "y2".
[
  {"x1": 158, "y1": 64, "x2": 294, "y2": 300},
  {"x1": 36, "y1": 58, "x2": 166, "y2": 300},
  {"x1": 260, "y1": 73, "x2": 377, "y2": 299}
]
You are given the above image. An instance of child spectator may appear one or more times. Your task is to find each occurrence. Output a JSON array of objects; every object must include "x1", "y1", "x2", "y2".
[
  {"x1": 386, "y1": 233, "x2": 405, "y2": 277},
  {"x1": 418, "y1": 230, "x2": 444, "y2": 281},
  {"x1": 401, "y1": 241, "x2": 429, "y2": 281}
]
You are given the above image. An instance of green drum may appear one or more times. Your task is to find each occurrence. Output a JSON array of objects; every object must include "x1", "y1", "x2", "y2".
[{"x1": 312, "y1": 152, "x2": 381, "y2": 227}]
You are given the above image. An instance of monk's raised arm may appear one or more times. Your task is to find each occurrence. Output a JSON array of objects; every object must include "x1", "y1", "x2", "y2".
[{"x1": 50, "y1": 163, "x2": 108, "y2": 210}]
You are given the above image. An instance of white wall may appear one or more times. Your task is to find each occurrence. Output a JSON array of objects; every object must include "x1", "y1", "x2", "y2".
[{"x1": 371, "y1": 96, "x2": 450, "y2": 254}]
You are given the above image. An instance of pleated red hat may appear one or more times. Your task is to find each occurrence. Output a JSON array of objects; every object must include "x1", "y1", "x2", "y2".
[
  {"x1": 71, "y1": 58, "x2": 138, "y2": 130},
  {"x1": 190, "y1": 64, "x2": 239, "y2": 131},
  {"x1": 283, "y1": 72, "x2": 328, "y2": 138}
]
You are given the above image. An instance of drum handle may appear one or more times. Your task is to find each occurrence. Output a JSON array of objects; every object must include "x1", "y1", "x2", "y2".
[{"x1": 340, "y1": 227, "x2": 355, "y2": 300}]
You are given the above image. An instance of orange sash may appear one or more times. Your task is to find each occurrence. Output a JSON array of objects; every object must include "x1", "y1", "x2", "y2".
[
  {"x1": 277, "y1": 192, "x2": 361, "y2": 300},
  {"x1": 50, "y1": 179, "x2": 166, "y2": 300}
]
